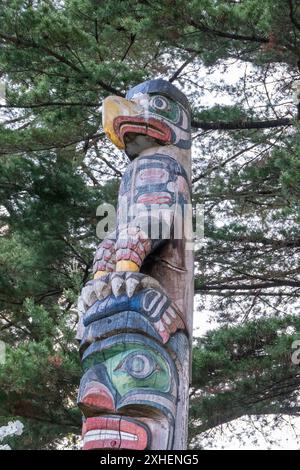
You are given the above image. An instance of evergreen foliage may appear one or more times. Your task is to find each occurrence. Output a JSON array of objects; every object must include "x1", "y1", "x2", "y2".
[{"x1": 0, "y1": 0, "x2": 300, "y2": 448}]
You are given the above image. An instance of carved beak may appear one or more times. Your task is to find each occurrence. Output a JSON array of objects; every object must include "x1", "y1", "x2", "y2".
[
  {"x1": 102, "y1": 96, "x2": 143, "y2": 149},
  {"x1": 102, "y1": 95, "x2": 172, "y2": 150}
]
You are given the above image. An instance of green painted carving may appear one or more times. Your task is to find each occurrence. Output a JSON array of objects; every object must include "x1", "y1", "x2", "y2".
[{"x1": 83, "y1": 344, "x2": 171, "y2": 395}]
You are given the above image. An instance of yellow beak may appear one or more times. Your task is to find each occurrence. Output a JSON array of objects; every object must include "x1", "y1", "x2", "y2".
[{"x1": 102, "y1": 96, "x2": 143, "y2": 149}]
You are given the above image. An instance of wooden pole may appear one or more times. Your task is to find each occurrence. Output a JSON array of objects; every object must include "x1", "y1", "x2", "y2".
[{"x1": 77, "y1": 79, "x2": 193, "y2": 450}]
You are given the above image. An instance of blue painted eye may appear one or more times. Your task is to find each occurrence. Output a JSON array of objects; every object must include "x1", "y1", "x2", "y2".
[
  {"x1": 150, "y1": 96, "x2": 168, "y2": 111},
  {"x1": 115, "y1": 352, "x2": 159, "y2": 379}
]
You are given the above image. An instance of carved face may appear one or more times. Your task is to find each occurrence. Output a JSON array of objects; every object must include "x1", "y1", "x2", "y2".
[
  {"x1": 81, "y1": 279, "x2": 186, "y2": 346},
  {"x1": 79, "y1": 334, "x2": 178, "y2": 450},
  {"x1": 102, "y1": 79, "x2": 191, "y2": 158}
]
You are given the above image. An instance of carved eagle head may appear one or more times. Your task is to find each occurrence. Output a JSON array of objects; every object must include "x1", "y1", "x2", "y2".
[{"x1": 102, "y1": 79, "x2": 191, "y2": 159}]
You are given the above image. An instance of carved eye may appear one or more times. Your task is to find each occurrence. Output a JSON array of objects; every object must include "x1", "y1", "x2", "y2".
[
  {"x1": 150, "y1": 96, "x2": 169, "y2": 111},
  {"x1": 115, "y1": 352, "x2": 160, "y2": 379}
]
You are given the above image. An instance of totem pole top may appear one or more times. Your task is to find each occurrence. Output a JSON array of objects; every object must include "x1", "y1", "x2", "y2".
[{"x1": 126, "y1": 78, "x2": 191, "y2": 112}]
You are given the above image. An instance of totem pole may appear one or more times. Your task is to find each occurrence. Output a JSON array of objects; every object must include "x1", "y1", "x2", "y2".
[{"x1": 77, "y1": 79, "x2": 194, "y2": 450}]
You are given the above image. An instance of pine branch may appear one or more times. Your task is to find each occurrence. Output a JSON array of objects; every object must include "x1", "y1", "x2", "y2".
[
  {"x1": 0, "y1": 33, "x2": 122, "y2": 96},
  {"x1": 188, "y1": 19, "x2": 269, "y2": 44},
  {"x1": 191, "y1": 117, "x2": 293, "y2": 131},
  {"x1": 0, "y1": 102, "x2": 99, "y2": 108},
  {"x1": 195, "y1": 280, "x2": 300, "y2": 291},
  {"x1": 169, "y1": 54, "x2": 197, "y2": 83},
  {"x1": 288, "y1": 0, "x2": 300, "y2": 32}
]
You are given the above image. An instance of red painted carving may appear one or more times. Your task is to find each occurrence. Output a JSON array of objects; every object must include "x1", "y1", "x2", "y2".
[
  {"x1": 83, "y1": 416, "x2": 148, "y2": 450},
  {"x1": 113, "y1": 116, "x2": 172, "y2": 145},
  {"x1": 80, "y1": 382, "x2": 115, "y2": 413}
]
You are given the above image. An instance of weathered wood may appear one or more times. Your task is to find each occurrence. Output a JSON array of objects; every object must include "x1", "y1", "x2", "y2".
[{"x1": 77, "y1": 79, "x2": 193, "y2": 450}]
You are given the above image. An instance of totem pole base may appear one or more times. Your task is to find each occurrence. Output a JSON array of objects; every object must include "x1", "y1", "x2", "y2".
[{"x1": 78, "y1": 272, "x2": 190, "y2": 450}]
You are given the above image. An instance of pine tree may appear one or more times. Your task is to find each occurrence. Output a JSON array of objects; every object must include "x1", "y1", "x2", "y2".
[{"x1": 0, "y1": 0, "x2": 300, "y2": 448}]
